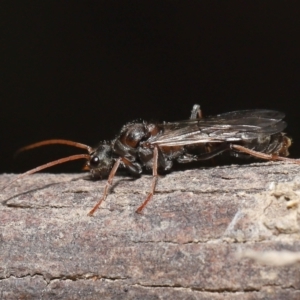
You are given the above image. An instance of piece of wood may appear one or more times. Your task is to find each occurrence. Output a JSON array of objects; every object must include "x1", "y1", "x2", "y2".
[{"x1": 1, "y1": 162, "x2": 300, "y2": 299}]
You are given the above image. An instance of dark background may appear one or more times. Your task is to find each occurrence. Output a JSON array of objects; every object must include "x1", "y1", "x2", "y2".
[{"x1": 1, "y1": 2, "x2": 300, "y2": 173}]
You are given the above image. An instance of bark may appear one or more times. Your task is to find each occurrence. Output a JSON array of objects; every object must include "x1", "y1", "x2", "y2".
[{"x1": 1, "y1": 161, "x2": 300, "y2": 299}]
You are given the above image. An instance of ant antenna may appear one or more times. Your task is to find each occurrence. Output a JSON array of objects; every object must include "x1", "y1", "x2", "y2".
[
  {"x1": 14, "y1": 139, "x2": 92, "y2": 157},
  {"x1": 3, "y1": 154, "x2": 90, "y2": 190}
]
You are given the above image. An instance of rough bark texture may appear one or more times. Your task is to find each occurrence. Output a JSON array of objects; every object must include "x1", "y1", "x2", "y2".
[{"x1": 1, "y1": 161, "x2": 300, "y2": 299}]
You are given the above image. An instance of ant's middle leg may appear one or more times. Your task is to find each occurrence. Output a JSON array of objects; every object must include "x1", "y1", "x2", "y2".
[{"x1": 190, "y1": 104, "x2": 203, "y2": 119}]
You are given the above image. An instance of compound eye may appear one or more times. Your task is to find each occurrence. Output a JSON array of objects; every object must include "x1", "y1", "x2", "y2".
[{"x1": 90, "y1": 156, "x2": 100, "y2": 167}]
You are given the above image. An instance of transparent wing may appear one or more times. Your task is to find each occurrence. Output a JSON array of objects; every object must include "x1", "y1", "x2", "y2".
[{"x1": 151, "y1": 110, "x2": 286, "y2": 146}]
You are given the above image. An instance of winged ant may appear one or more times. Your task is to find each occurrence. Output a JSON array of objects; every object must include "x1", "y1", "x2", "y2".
[{"x1": 4, "y1": 104, "x2": 300, "y2": 215}]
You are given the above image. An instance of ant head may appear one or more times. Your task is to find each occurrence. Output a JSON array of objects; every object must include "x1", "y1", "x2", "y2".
[{"x1": 88, "y1": 143, "x2": 115, "y2": 178}]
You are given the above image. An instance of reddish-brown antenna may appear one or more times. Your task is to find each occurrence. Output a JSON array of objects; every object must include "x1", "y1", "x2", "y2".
[
  {"x1": 3, "y1": 154, "x2": 90, "y2": 190},
  {"x1": 14, "y1": 139, "x2": 92, "y2": 157}
]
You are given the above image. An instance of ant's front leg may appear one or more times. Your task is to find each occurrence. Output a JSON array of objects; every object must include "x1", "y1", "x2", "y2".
[
  {"x1": 88, "y1": 158, "x2": 122, "y2": 216},
  {"x1": 88, "y1": 157, "x2": 143, "y2": 216},
  {"x1": 121, "y1": 157, "x2": 142, "y2": 176},
  {"x1": 136, "y1": 146, "x2": 159, "y2": 214}
]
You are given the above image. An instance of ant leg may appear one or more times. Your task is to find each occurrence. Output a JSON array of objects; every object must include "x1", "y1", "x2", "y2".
[
  {"x1": 136, "y1": 146, "x2": 159, "y2": 214},
  {"x1": 190, "y1": 104, "x2": 202, "y2": 119},
  {"x1": 88, "y1": 158, "x2": 122, "y2": 216},
  {"x1": 2, "y1": 154, "x2": 90, "y2": 191},
  {"x1": 231, "y1": 144, "x2": 300, "y2": 165},
  {"x1": 189, "y1": 104, "x2": 218, "y2": 164},
  {"x1": 177, "y1": 143, "x2": 230, "y2": 163}
]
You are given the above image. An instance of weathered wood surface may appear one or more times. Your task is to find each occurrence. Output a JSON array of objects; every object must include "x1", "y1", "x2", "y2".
[{"x1": 1, "y1": 162, "x2": 300, "y2": 299}]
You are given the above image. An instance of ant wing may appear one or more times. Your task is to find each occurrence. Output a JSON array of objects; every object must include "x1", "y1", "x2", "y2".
[{"x1": 151, "y1": 110, "x2": 287, "y2": 147}]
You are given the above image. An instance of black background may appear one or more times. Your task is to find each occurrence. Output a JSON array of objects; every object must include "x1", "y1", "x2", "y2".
[{"x1": 1, "y1": 2, "x2": 300, "y2": 173}]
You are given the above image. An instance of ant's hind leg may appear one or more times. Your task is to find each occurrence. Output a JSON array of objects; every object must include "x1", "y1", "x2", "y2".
[
  {"x1": 190, "y1": 104, "x2": 202, "y2": 119},
  {"x1": 231, "y1": 144, "x2": 300, "y2": 165}
]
